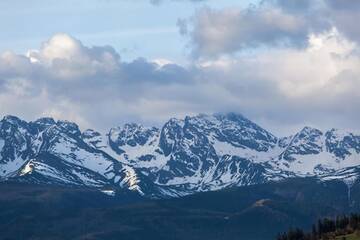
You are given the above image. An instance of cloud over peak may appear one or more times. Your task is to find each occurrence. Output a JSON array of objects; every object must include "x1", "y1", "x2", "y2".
[
  {"x1": 0, "y1": 34, "x2": 194, "y2": 130},
  {"x1": 1, "y1": 0, "x2": 360, "y2": 135},
  {"x1": 0, "y1": 30, "x2": 359, "y2": 135}
]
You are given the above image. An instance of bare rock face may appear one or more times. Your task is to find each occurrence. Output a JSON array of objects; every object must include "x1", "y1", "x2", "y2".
[{"x1": 1, "y1": 113, "x2": 360, "y2": 198}]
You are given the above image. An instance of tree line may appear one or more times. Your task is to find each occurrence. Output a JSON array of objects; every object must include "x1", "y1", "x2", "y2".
[{"x1": 277, "y1": 213, "x2": 360, "y2": 240}]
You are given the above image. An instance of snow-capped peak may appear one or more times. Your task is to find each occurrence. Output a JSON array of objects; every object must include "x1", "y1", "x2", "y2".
[{"x1": 1, "y1": 113, "x2": 360, "y2": 198}]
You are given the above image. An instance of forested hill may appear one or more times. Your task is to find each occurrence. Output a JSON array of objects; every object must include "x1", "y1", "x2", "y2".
[{"x1": 277, "y1": 214, "x2": 360, "y2": 240}]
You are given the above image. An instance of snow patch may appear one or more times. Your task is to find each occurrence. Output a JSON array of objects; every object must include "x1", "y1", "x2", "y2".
[
  {"x1": 120, "y1": 166, "x2": 144, "y2": 195},
  {"x1": 101, "y1": 190, "x2": 116, "y2": 196},
  {"x1": 20, "y1": 161, "x2": 34, "y2": 176}
]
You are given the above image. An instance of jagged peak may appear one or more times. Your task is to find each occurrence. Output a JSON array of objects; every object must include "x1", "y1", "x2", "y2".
[
  {"x1": 123, "y1": 122, "x2": 145, "y2": 131},
  {"x1": 3, "y1": 115, "x2": 20, "y2": 120},
  {"x1": 2, "y1": 115, "x2": 25, "y2": 125},
  {"x1": 214, "y1": 112, "x2": 271, "y2": 131},
  {"x1": 184, "y1": 114, "x2": 216, "y2": 126},
  {"x1": 82, "y1": 129, "x2": 101, "y2": 138},
  {"x1": 0, "y1": 115, "x2": 30, "y2": 134},
  {"x1": 167, "y1": 112, "x2": 252, "y2": 129},
  {"x1": 326, "y1": 128, "x2": 360, "y2": 138},
  {"x1": 300, "y1": 126, "x2": 323, "y2": 134},
  {"x1": 192, "y1": 113, "x2": 216, "y2": 120},
  {"x1": 165, "y1": 117, "x2": 185, "y2": 128},
  {"x1": 33, "y1": 117, "x2": 56, "y2": 126},
  {"x1": 57, "y1": 120, "x2": 79, "y2": 127},
  {"x1": 1, "y1": 113, "x2": 360, "y2": 199},
  {"x1": 287, "y1": 127, "x2": 323, "y2": 145},
  {"x1": 110, "y1": 123, "x2": 158, "y2": 136},
  {"x1": 279, "y1": 126, "x2": 324, "y2": 160},
  {"x1": 182, "y1": 112, "x2": 249, "y2": 126},
  {"x1": 293, "y1": 127, "x2": 323, "y2": 142},
  {"x1": 214, "y1": 112, "x2": 246, "y2": 121},
  {"x1": 108, "y1": 122, "x2": 159, "y2": 148},
  {"x1": 56, "y1": 120, "x2": 81, "y2": 135}
]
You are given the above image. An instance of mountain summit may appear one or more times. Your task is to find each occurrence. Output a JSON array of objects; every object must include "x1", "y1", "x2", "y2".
[{"x1": 0, "y1": 113, "x2": 359, "y2": 198}]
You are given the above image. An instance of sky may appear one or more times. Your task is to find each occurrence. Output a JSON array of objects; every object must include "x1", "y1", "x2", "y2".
[{"x1": 0, "y1": 0, "x2": 359, "y2": 136}]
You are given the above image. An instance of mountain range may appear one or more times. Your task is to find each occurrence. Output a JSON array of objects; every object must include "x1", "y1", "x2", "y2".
[{"x1": 1, "y1": 112, "x2": 360, "y2": 198}]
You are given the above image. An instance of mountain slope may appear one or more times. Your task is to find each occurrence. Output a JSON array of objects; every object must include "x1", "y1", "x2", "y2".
[
  {"x1": 0, "y1": 116, "x2": 159, "y2": 196},
  {"x1": 1, "y1": 113, "x2": 360, "y2": 198}
]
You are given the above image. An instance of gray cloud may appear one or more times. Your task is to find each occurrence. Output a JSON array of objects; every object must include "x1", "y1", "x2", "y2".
[
  {"x1": 325, "y1": 0, "x2": 360, "y2": 10},
  {"x1": 321, "y1": 1, "x2": 360, "y2": 45},
  {"x1": 184, "y1": 6, "x2": 320, "y2": 58},
  {"x1": 194, "y1": 31, "x2": 360, "y2": 134},
  {"x1": 180, "y1": 0, "x2": 360, "y2": 58},
  {"x1": 0, "y1": 34, "x2": 208, "y2": 129},
  {"x1": 0, "y1": 32, "x2": 360, "y2": 136},
  {"x1": 177, "y1": 18, "x2": 188, "y2": 36},
  {"x1": 264, "y1": 0, "x2": 313, "y2": 12}
]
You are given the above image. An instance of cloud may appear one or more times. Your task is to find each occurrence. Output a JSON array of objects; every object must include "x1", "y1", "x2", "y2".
[
  {"x1": 197, "y1": 28, "x2": 360, "y2": 133},
  {"x1": 324, "y1": 0, "x2": 360, "y2": 10},
  {"x1": 180, "y1": 0, "x2": 360, "y2": 59},
  {"x1": 0, "y1": 30, "x2": 360, "y2": 135},
  {"x1": 26, "y1": 33, "x2": 120, "y2": 79},
  {"x1": 183, "y1": 5, "x2": 321, "y2": 58},
  {"x1": 177, "y1": 18, "x2": 188, "y2": 36},
  {"x1": 265, "y1": 0, "x2": 314, "y2": 12},
  {"x1": 0, "y1": 33, "x2": 196, "y2": 130},
  {"x1": 321, "y1": 1, "x2": 360, "y2": 45}
]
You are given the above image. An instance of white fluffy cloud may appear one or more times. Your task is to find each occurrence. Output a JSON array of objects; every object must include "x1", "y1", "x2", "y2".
[
  {"x1": 0, "y1": 34, "x2": 196, "y2": 130},
  {"x1": 2, "y1": 0, "x2": 360, "y2": 135},
  {"x1": 26, "y1": 33, "x2": 120, "y2": 79},
  {"x1": 0, "y1": 30, "x2": 359, "y2": 135},
  {"x1": 197, "y1": 28, "x2": 360, "y2": 129}
]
